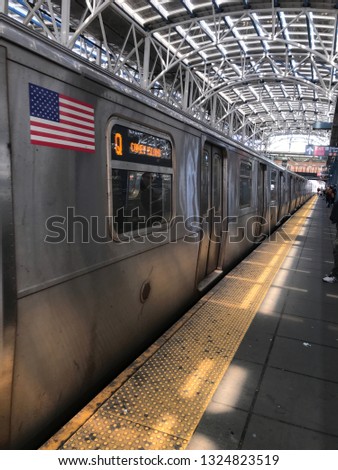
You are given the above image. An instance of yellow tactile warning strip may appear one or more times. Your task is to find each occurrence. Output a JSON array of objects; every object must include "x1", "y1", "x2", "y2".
[{"x1": 41, "y1": 197, "x2": 315, "y2": 450}]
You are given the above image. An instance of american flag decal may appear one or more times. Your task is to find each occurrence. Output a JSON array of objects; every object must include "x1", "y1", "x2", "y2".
[{"x1": 29, "y1": 83, "x2": 95, "y2": 153}]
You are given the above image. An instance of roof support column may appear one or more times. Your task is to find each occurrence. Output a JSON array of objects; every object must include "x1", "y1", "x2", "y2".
[
  {"x1": 96, "y1": 42, "x2": 102, "y2": 66},
  {"x1": 210, "y1": 95, "x2": 217, "y2": 126},
  {"x1": 242, "y1": 119, "x2": 246, "y2": 140},
  {"x1": 0, "y1": 1, "x2": 8, "y2": 14},
  {"x1": 229, "y1": 111, "x2": 234, "y2": 137},
  {"x1": 61, "y1": 0, "x2": 71, "y2": 47},
  {"x1": 182, "y1": 70, "x2": 191, "y2": 111},
  {"x1": 141, "y1": 36, "x2": 151, "y2": 89},
  {"x1": 271, "y1": 0, "x2": 276, "y2": 38}
]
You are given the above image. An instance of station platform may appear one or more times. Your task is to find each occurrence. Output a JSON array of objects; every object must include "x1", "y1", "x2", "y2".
[{"x1": 41, "y1": 196, "x2": 338, "y2": 451}]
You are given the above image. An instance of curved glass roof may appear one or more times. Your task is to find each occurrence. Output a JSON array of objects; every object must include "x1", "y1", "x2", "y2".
[{"x1": 3, "y1": 0, "x2": 338, "y2": 149}]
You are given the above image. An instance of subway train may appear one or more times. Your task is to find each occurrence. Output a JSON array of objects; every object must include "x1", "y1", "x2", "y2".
[{"x1": 0, "y1": 16, "x2": 312, "y2": 449}]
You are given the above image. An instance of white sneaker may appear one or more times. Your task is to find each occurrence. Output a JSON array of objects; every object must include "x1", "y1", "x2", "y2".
[{"x1": 322, "y1": 275, "x2": 337, "y2": 283}]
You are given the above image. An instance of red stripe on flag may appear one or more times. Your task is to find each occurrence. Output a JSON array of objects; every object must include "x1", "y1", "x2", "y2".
[{"x1": 30, "y1": 130, "x2": 95, "y2": 146}]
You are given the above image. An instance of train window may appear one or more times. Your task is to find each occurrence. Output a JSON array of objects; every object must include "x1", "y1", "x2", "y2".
[
  {"x1": 112, "y1": 170, "x2": 172, "y2": 234},
  {"x1": 200, "y1": 150, "x2": 209, "y2": 217},
  {"x1": 280, "y1": 173, "x2": 286, "y2": 204},
  {"x1": 212, "y1": 154, "x2": 222, "y2": 214},
  {"x1": 108, "y1": 121, "x2": 173, "y2": 238},
  {"x1": 239, "y1": 161, "x2": 252, "y2": 208},
  {"x1": 270, "y1": 171, "x2": 277, "y2": 202}
]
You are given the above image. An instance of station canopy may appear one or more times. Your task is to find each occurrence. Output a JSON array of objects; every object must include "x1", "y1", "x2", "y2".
[{"x1": 4, "y1": 0, "x2": 338, "y2": 150}]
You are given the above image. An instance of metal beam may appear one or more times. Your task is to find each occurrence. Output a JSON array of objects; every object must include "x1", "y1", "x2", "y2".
[
  {"x1": 61, "y1": 0, "x2": 71, "y2": 46},
  {"x1": 0, "y1": 0, "x2": 8, "y2": 14},
  {"x1": 4, "y1": 2, "x2": 338, "y2": 150}
]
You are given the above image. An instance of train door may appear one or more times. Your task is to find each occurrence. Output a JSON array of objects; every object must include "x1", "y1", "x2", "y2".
[
  {"x1": 278, "y1": 171, "x2": 285, "y2": 222},
  {"x1": 197, "y1": 142, "x2": 225, "y2": 289},
  {"x1": 290, "y1": 176, "x2": 295, "y2": 212},
  {"x1": 257, "y1": 163, "x2": 267, "y2": 235},
  {"x1": 286, "y1": 173, "x2": 292, "y2": 214}
]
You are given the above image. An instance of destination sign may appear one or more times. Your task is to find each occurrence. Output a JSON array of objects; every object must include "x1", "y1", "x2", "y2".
[{"x1": 111, "y1": 124, "x2": 172, "y2": 167}]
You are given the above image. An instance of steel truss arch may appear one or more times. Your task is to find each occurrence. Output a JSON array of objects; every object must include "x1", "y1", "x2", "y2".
[{"x1": 3, "y1": 0, "x2": 338, "y2": 149}]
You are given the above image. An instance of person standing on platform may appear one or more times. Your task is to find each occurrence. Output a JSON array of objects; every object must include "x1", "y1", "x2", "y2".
[
  {"x1": 325, "y1": 186, "x2": 335, "y2": 207},
  {"x1": 323, "y1": 199, "x2": 338, "y2": 283}
]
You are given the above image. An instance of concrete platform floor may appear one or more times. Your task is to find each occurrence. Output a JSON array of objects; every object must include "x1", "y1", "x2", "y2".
[{"x1": 187, "y1": 197, "x2": 338, "y2": 450}]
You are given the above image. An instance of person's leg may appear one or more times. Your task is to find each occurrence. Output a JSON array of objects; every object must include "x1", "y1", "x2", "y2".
[{"x1": 332, "y1": 231, "x2": 338, "y2": 278}]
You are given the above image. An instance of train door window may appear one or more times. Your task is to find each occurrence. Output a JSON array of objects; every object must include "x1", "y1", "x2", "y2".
[
  {"x1": 200, "y1": 144, "x2": 223, "y2": 219},
  {"x1": 199, "y1": 142, "x2": 225, "y2": 277},
  {"x1": 257, "y1": 163, "x2": 266, "y2": 214},
  {"x1": 212, "y1": 154, "x2": 222, "y2": 215},
  {"x1": 200, "y1": 150, "x2": 209, "y2": 217},
  {"x1": 239, "y1": 161, "x2": 252, "y2": 208},
  {"x1": 287, "y1": 174, "x2": 291, "y2": 201},
  {"x1": 270, "y1": 170, "x2": 277, "y2": 203},
  {"x1": 108, "y1": 121, "x2": 173, "y2": 237},
  {"x1": 280, "y1": 172, "x2": 285, "y2": 204}
]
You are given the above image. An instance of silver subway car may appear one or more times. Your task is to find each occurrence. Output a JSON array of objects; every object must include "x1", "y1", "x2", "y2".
[{"x1": 0, "y1": 16, "x2": 312, "y2": 449}]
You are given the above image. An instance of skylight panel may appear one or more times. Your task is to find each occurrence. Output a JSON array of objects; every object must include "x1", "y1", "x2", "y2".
[
  {"x1": 176, "y1": 25, "x2": 208, "y2": 60},
  {"x1": 233, "y1": 87, "x2": 247, "y2": 102},
  {"x1": 264, "y1": 84, "x2": 274, "y2": 100},
  {"x1": 200, "y1": 20, "x2": 216, "y2": 43},
  {"x1": 249, "y1": 86, "x2": 259, "y2": 100},
  {"x1": 195, "y1": 69, "x2": 214, "y2": 85},
  {"x1": 219, "y1": 91, "x2": 233, "y2": 104},
  {"x1": 251, "y1": 13, "x2": 270, "y2": 51},
  {"x1": 149, "y1": 0, "x2": 169, "y2": 20},
  {"x1": 153, "y1": 31, "x2": 184, "y2": 59},
  {"x1": 247, "y1": 104, "x2": 257, "y2": 114},
  {"x1": 115, "y1": 0, "x2": 146, "y2": 25},
  {"x1": 176, "y1": 26, "x2": 198, "y2": 49},
  {"x1": 225, "y1": 16, "x2": 248, "y2": 53},
  {"x1": 182, "y1": 0, "x2": 194, "y2": 14}
]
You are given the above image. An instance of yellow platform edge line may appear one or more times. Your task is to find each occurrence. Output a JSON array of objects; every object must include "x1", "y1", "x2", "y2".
[{"x1": 41, "y1": 197, "x2": 315, "y2": 450}]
